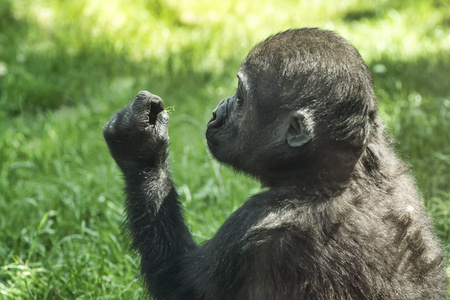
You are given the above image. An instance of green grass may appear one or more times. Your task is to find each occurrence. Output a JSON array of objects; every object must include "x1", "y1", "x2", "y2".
[{"x1": 0, "y1": 0, "x2": 449, "y2": 298}]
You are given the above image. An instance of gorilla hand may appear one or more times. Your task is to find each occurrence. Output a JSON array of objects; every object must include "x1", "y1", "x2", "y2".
[{"x1": 103, "y1": 91, "x2": 169, "y2": 172}]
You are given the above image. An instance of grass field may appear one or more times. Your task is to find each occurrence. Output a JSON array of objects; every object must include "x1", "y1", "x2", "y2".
[{"x1": 0, "y1": 0, "x2": 449, "y2": 298}]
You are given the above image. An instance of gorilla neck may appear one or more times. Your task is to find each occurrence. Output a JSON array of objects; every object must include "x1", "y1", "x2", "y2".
[
  {"x1": 259, "y1": 134, "x2": 400, "y2": 197},
  {"x1": 254, "y1": 141, "x2": 366, "y2": 194},
  {"x1": 258, "y1": 158, "x2": 358, "y2": 194}
]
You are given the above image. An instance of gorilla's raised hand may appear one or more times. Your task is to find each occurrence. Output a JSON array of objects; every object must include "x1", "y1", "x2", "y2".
[
  {"x1": 103, "y1": 91, "x2": 169, "y2": 173},
  {"x1": 103, "y1": 91, "x2": 196, "y2": 298}
]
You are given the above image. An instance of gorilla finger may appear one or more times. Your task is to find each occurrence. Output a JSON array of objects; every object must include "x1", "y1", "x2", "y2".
[
  {"x1": 103, "y1": 110, "x2": 127, "y2": 139},
  {"x1": 131, "y1": 91, "x2": 164, "y2": 127},
  {"x1": 132, "y1": 91, "x2": 165, "y2": 126},
  {"x1": 132, "y1": 90, "x2": 163, "y2": 110},
  {"x1": 136, "y1": 90, "x2": 153, "y2": 100},
  {"x1": 155, "y1": 110, "x2": 170, "y2": 139}
]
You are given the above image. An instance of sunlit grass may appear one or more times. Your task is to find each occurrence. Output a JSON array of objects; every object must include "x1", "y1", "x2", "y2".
[{"x1": 0, "y1": 0, "x2": 449, "y2": 298}]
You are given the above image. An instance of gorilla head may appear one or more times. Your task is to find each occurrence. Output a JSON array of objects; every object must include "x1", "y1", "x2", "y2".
[{"x1": 206, "y1": 28, "x2": 377, "y2": 186}]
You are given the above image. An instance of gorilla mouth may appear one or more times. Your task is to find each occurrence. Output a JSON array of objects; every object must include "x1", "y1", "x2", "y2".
[
  {"x1": 205, "y1": 121, "x2": 219, "y2": 146},
  {"x1": 206, "y1": 135, "x2": 218, "y2": 148}
]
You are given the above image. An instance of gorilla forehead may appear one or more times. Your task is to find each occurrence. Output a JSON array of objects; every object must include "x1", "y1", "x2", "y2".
[
  {"x1": 242, "y1": 28, "x2": 370, "y2": 91},
  {"x1": 245, "y1": 28, "x2": 360, "y2": 71},
  {"x1": 240, "y1": 29, "x2": 375, "y2": 117}
]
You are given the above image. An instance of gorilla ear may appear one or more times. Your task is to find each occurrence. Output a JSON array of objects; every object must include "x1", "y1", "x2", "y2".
[{"x1": 286, "y1": 110, "x2": 312, "y2": 148}]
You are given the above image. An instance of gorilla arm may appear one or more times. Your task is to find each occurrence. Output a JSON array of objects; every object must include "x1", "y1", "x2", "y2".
[{"x1": 103, "y1": 91, "x2": 200, "y2": 297}]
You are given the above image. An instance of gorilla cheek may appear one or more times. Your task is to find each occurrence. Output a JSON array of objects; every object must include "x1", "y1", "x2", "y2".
[
  {"x1": 206, "y1": 127, "x2": 229, "y2": 162},
  {"x1": 206, "y1": 123, "x2": 240, "y2": 165}
]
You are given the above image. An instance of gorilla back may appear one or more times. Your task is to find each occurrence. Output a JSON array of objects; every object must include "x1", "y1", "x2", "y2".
[{"x1": 104, "y1": 28, "x2": 447, "y2": 299}]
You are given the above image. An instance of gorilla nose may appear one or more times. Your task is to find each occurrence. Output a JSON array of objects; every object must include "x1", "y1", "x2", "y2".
[
  {"x1": 210, "y1": 109, "x2": 217, "y2": 122},
  {"x1": 136, "y1": 90, "x2": 154, "y2": 99},
  {"x1": 208, "y1": 97, "x2": 229, "y2": 128},
  {"x1": 208, "y1": 109, "x2": 221, "y2": 128}
]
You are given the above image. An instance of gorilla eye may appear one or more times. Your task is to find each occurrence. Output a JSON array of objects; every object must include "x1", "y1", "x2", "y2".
[
  {"x1": 236, "y1": 84, "x2": 244, "y2": 105},
  {"x1": 236, "y1": 92, "x2": 244, "y2": 106}
]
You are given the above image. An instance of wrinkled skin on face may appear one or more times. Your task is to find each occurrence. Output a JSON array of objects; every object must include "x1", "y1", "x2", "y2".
[
  {"x1": 206, "y1": 29, "x2": 376, "y2": 186},
  {"x1": 207, "y1": 68, "x2": 293, "y2": 174}
]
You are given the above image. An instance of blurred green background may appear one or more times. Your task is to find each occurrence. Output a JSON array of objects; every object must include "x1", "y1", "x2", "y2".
[{"x1": 0, "y1": 0, "x2": 449, "y2": 298}]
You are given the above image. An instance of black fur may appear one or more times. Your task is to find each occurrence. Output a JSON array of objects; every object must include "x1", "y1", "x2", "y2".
[{"x1": 104, "y1": 29, "x2": 447, "y2": 299}]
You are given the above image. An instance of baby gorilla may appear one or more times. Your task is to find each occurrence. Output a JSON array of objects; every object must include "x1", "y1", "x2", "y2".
[{"x1": 104, "y1": 28, "x2": 447, "y2": 299}]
